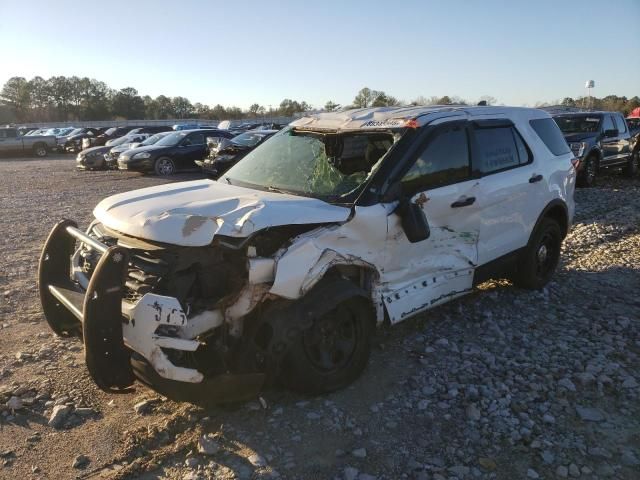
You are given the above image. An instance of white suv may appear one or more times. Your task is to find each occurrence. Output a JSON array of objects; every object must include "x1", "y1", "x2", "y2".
[{"x1": 38, "y1": 106, "x2": 576, "y2": 403}]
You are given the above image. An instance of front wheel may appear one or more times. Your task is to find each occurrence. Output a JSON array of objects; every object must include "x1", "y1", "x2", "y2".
[
  {"x1": 577, "y1": 155, "x2": 597, "y2": 187},
  {"x1": 623, "y1": 151, "x2": 638, "y2": 177},
  {"x1": 280, "y1": 297, "x2": 373, "y2": 395},
  {"x1": 33, "y1": 144, "x2": 48, "y2": 157},
  {"x1": 154, "y1": 156, "x2": 175, "y2": 176},
  {"x1": 513, "y1": 218, "x2": 562, "y2": 290}
]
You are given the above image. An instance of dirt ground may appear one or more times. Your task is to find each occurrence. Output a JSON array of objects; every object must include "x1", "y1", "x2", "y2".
[{"x1": 0, "y1": 154, "x2": 638, "y2": 480}]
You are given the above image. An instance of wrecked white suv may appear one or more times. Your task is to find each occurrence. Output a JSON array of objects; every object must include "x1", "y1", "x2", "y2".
[{"x1": 38, "y1": 106, "x2": 576, "y2": 403}]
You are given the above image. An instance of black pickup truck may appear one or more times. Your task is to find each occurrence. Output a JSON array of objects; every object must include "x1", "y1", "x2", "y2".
[
  {"x1": 0, "y1": 127, "x2": 57, "y2": 157},
  {"x1": 552, "y1": 111, "x2": 634, "y2": 186}
]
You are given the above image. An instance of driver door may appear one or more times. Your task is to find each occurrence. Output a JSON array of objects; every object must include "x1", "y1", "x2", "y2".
[{"x1": 382, "y1": 119, "x2": 480, "y2": 323}]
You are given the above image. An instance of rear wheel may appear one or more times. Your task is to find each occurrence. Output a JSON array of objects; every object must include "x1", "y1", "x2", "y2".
[
  {"x1": 577, "y1": 154, "x2": 597, "y2": 187},
  {"x1": 513, "y1": 218, "x2": 562, "y2": 290},
  {"x1": 280, "y1": 297, "x2": 373, "y2": 395},
  {"x1": 154, "y1": 156, "x2": 175, "y2": 176},
  {"x1": 33, "y1": 143, "x2": 48, "y2": 157}
]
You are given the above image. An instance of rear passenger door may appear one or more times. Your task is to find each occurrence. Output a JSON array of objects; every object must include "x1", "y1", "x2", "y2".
[
  {"x1": 470, "y1": 120, "x2": 542, "y2": 265},
  {"x1": 613, "y1": 114, "x2": 631, "y2": 160}
]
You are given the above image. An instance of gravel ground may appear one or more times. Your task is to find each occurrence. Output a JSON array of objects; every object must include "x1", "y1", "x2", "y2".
[{"x1": 0, "y1": 155, "x2": 638, "y2": 480}]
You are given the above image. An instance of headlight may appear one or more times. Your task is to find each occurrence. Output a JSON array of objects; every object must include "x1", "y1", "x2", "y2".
[
  {"x1": 134, "y1": 152, "x2": 151, "y2": 159},
  {"x1": 569, "y1": 142, "x2": 587, "y2": 157}
]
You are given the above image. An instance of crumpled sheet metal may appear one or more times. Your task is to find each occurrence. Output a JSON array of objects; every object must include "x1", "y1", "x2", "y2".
[{"x1": 94, "y1": 180, "x2": 351, "y2": 247}]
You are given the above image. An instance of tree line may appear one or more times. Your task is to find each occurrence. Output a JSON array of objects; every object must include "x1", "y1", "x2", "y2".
[
  {"x1": 1, "y1": 76, "x2": 638, "y2": 124},
  {"x1": 0, "y1": 76, "x2": 314, "y2": 124}
]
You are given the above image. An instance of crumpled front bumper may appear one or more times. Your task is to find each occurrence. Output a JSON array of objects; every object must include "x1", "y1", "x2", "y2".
[{"x1": 37, "y1": 220, "x2": 264, "y2": 401}]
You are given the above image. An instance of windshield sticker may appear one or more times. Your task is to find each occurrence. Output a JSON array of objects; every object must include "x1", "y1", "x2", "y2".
[{"x1": 585, "y1": 118, "x2": 600, "y2": 122}]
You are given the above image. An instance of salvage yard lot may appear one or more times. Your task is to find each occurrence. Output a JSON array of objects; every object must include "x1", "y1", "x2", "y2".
[{"x1": 0, "y1": 155, "x2": 639, "y2": 480}]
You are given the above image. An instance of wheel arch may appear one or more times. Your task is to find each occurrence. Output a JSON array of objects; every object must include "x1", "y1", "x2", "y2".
[
  {"x1": 586, "y1": 147, "x2": 602, "y2": 167},
  {"x1": 535, "y1": 199, "x2": 569, "y2": 239}
]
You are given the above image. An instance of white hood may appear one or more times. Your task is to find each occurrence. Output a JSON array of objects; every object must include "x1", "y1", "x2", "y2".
[{"x1": 93, "y1": 180, "x2": 351, "y2": 247}]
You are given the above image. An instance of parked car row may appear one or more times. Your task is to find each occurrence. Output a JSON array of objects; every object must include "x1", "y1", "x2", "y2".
[
  {"x1": 6, "y1": 112, "x2": 639, "y2": 187},
  {"x1": 73, "y1": 122, "x2": 285, "y2": 175}
]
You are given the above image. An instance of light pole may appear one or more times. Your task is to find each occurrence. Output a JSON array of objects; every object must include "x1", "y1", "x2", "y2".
[{"x1": 585, "y1": 80, "x2": 595, "y2": 110}]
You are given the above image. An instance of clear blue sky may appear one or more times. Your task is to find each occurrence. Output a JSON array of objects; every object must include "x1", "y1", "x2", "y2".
[{"x1": 1, "y1": 0, "x2": 638, "y2": 109}]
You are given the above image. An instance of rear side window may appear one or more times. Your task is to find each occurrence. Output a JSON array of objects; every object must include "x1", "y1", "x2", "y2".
[
  {"x1": 602, "y1": 115, "x2": 615, "y2": 132},
  {"x1": 473, "y1": 127, "x2": 530, "y2": 174},
  {"x1": 186, "y1": 133, "x2": 205, "y2": 145},
  {"x1": 614, "y1": 115, "x2": 627, "y2": 133},
  {"x1": 530, "y1": 118, "x2": 571, "y2": 156}
]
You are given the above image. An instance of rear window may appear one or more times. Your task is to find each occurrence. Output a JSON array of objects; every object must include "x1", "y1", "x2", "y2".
[{"x1": 530, "y1": 118, "x2": 571, "y2": 156}]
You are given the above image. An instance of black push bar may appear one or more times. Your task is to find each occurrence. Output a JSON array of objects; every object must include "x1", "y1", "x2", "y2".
[{"x1": 38, "y1": 219, "x2": 134, "y2": 391}]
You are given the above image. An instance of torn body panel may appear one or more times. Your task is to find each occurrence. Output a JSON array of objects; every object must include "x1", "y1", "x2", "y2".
[{"x1": 269, "y1": 202, "x2": 479, "y2": 324}]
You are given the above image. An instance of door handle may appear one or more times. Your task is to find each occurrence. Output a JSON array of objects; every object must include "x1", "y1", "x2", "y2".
[
  {"x1": 529, "y1": 174, "x2": 543, "y2": 183},
  {"x1": 451, "y1": 196, "x2": 475, "y2": 208}
]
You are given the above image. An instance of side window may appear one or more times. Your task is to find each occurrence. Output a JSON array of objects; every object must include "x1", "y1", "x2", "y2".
[
  {"x1": 602, "y1": 115, "x2": 615, "y2": 132},
  {"x1": 190, "y1": 133, "x2": 205, "y2": 145},
  {"x1": 473, "y1": 126, "x2": 530, "y2": 174},
  {"x1": 401, "y1": 124, "x2": 470, "y2": 192},
  {"x1": 4, "y1": 129, "x2": 17, "y2": 138},
  {"x1": 614, "y1": 115, "x2": 627, "y2": 134},
  {"x1": 529, "y1": 118, "x2": 571, "y2": 156}
]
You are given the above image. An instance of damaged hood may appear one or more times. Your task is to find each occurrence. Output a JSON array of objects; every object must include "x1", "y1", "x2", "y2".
[{"x1": 93, "y1": 180, "x2": 351, "y2": 246}]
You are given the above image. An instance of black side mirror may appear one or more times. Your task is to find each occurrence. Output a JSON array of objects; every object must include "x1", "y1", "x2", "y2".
[
  {"x1": 397, "y1": 198, "x2": 430, "y2": 243},
  {"x1": 603, "y1": 128, "x2": 618, "y2": 138}
]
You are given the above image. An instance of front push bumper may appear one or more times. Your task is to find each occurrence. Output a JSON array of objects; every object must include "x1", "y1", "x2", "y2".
[{"x1": 38, "y1": 220, "x2": 264, "y2": 402}]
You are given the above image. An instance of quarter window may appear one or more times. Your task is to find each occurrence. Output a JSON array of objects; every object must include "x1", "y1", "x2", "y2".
[
  {"x1": 401, "y1": 124, "x2": 470, "y2": 192},
  {"x1": 529, "y1": 118, "x2": 571, "y2": 155},
  {"x1": 474, "y1": 127, "x2": 530, "y2": 174}
]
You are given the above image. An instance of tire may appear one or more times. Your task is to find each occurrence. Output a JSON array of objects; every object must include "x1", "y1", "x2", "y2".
[
  {"x1": 33, "y1": 143, "x2": 48, "y2": 158},
  {"x1": 623, "y1": 151, "x2": 639, "y2": 177},
  {"x1": 154, "y1": 156, "x2": 176, "y2": 176},
  {"x1": 513, "y1": 218, "x2": 562, "y2": 290},
  {"x1": 280, "y1": 296, "x2": 373, "y2": 395},
  {"x1": 576, "y1": 154, "x2": 597, "y2": 187}
]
